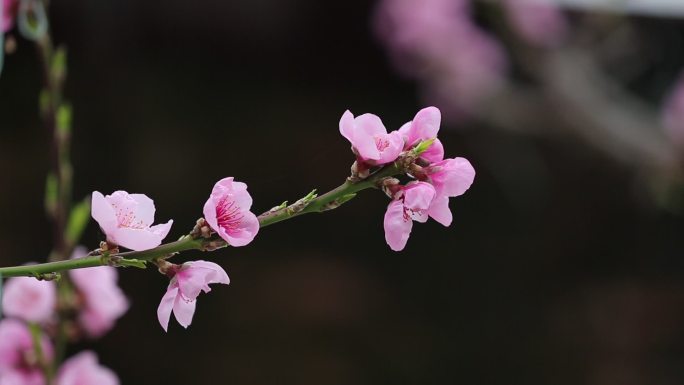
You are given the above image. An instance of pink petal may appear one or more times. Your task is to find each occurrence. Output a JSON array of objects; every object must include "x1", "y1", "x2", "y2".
[
  {"x1": 384, "y1": 200, "x2": 413, "y2": 251},
  {"x1": 355, "y1": 113, "x2": 388, "y2": 137},
  {"x1": 403, "y1": 182, "x2": 436, "y2": 211},
  {"x1": 410, "y1": 106, "x2": 441, "y2": 142},
  {"x1": 375, "y1": 131, "x2": 404, "y2": 165},
  {"x1": 223, "y1": 210, "x2": 259, "y2": 247},
  {"x1": 111, "y1": 225, "x2": 168, "y2": 251},
  {"x1": 128, "y1": 193, "x2": 156, "y2": 227},
  {"x1": 186, "y1": 261, "x2": 230, "y2": 285},
  {"x1": 428, "y1": 195, "x2": 453, "y2": 227},
  {"x1": 91, "y1": 191, "x2": 118, "y2": 235},
  {"x1": 202, "y1": 197, "x2": 219, "y2": 235},
  {"x1": 176, "y1": 261, "x2": 229, "y2": 300},
  {"x1": 228, "y1": 181, "x2": 254, "y2": 210},
  {"x1": 157, "y1": 286, "x2": 178, "y2": 332},
  {"x1": 338, "y1": 110, "x2": 356, "y2": 143},
  {"x1": 434, "y1": 157, "x2": 475, "y2": 197},
  {"x1": 420, "y1": 138, "x2": 444, "y2": 163},
  {"x1": 172, "y1": 294, "x2": 197, "y2": 329}
]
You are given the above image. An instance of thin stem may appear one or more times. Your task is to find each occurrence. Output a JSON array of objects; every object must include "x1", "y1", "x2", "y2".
[{"x1": 0, "y1": 163, "x2": 402, "y2": 278}]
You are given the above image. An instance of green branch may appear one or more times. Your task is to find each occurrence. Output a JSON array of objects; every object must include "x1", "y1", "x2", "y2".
[{"x1": 0, "y1": 163, "x2": 402, "y2": 278}]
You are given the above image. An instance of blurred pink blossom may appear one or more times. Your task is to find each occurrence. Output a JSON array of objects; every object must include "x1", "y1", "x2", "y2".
[
  {"x1": 375, "y1": 0, "x2": 507, "y2": 119},
  {"x1": 69, "y1": 247, "x2": 129, "y2": 338},
  {"x1": 1, "y1": 0, "x2": 18, "y2": 33},
  {"x1": 157, "y1": 260, "x2": 230, "y2": 331},
  {"x1": 384, "y1": 181, "x2": 453, "y2": 251},
  {"x1": 501, "y1": 0, "x2": 568, "y2": 48},
  {"x1": 339, "y1": 110, "x2": 404, "y2": 166},
  {"x1": 91, "y1": 191, "x2": 173, "y2": 251},
  {"x1": 0, "y1": 319, "x2": 53, "y2": 385},
  {"x1": 662, "y1": 73, "x2": 684, "y2": 148},
  {"x1": 203, "y1": 177, "x2": 259, "y2": 247},
  {"x1": 1, "y1": 277, "x2": 55, "y2": 324},
  {"x1": 55, "y1": 351, "x2": 118, "y2": 385}
]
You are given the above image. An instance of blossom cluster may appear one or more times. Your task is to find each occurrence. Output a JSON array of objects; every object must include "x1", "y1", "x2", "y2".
[
  {"x1": 0, "y1": 249, "x2": 125, "y2": 385},
  {"x1": 340, "y1": 106, "x2": 475, "y2": 251}
]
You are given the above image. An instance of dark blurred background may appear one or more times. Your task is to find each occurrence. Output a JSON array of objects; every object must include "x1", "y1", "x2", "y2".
[{"x1": 2, "y1": 1, "x2": 684, "y2": 384}]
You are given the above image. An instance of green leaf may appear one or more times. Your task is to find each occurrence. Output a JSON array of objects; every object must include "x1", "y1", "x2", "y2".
[
  {"x1": 336, "y1": 193, "x2": 357, "y2": 205},
  {"x1": 412, "y1": 138, "x2": 436, "y2": 156},
  {"x1": 116, "y1": 258, "x2": 147, "y2": 269},
  {"x1": 56, "y1": 104, "x2": 72, "y2": 137},
  {"x1": 51, "y1": 46, "x2": 67, "y2": 82},
  {"x1": 44, "y1": 173, "x2": 58, "y2": 218},
  {"x1": 65, "y1": 196, "x2": 90, "y2": 246}
]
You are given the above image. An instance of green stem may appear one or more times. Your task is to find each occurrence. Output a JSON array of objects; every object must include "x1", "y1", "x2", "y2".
[
  {"x1": 0, "y1": 163, "x2": 402, "y2": 278},
  {"x1": 258, "y1": 163, "x2": 399, "y2": 227}
]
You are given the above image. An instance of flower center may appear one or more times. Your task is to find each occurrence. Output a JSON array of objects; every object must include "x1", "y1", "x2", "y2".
[
  {"x1": 112, "y1": 203, "x2": 145, "y2": 229},
  {"x1": 216, "y1": 196, "x2": 243, "y2": 232},
  {"x1": 375, "y1": 136, "x2": 390, "y2": 151}
]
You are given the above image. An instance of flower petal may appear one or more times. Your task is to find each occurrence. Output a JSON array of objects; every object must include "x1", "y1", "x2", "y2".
[
  {"x1": 111, "y1": 227, "x2": 166, "y2": 251},
  {"x1": 223, "y1": 210, "x2": 259, "y2": 247},
  {"x1": 157, "y1": 286, "x2": 177, "y2": 332},
  {"x1": 403, "y1": 182, "x2": 436, "y2": 211},
  {"x1": 428, "y1": 195, "x2": 453, "y2": 227},
  {"x1": 384, "y1": 200, "x2": 413, "y2": 251},
  {"x1": 420, "y1": 138, "x2": 444, "y2": 163},
  {"x1": 91, "y1": 191, "x2": 118, "y2": 235},
  {"x1": 172, "y1": 294, "x2": 197, "y2": 329},
  {"x1": 128, "y1": 193, "x2": 156, "y2": 226}
]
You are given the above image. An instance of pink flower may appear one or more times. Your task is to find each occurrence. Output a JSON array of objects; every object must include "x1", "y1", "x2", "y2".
[
  {"x1": 339, "y1": 110, "x2": 403, "y2": 165},
  {"x1": 55, "y1": 351, "x2": 118, "y2": 385},
  {"x1": 91, "y1": 191, "x2": 173, "y2": 251},
  {"x1": 0, "y1": 319, "x2": 53, "y2": 385},
  {"x1": 398, "y1": 107, "x2": 444, "y2": 163},
  {"x1": 2, "y1": 277, "x2": 56, "y2": 324},
  {"x1": 425, "y1": 157, "x2": 475, "y2": 197},
  {"x1": 1, "y1": 0, "x2": 18, "y2": 33},
  {"x1": 157, "y1": 261, "x2": 230, "y2": 331},
  {"x1": 384, "y1": 182, "x2": 453, "y2": 251},
  {"x1": 203, "y1": 177, "x2": 259, "y2": 247},
  {"x1": 69, "y1": 247, "x2": 129, "y2": 338}
]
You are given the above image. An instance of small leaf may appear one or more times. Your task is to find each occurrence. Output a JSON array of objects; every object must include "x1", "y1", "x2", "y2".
[
  {"x1": 116, "y1": 259, "x2": 147, "y2": 269},
  {"x1": 65, "y1": 196, "x2": 90, "y2": 246},
  {"x1": 51, "y1": 46, "x2": 67, "y2": 82},
  {"x1": 412, "y1": 138, "x2": 436, "y2": 156},
  {"x1": 336, "y1": 193, "x2": 357, "y2": 205},
  {"x1": 56, "y1": 104, "x2": 72, "y2": 137}
]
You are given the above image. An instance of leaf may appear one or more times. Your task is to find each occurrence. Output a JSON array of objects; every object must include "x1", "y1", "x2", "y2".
[{"x1": 65, "y1": 196, "x2": 90, "y2": 246}]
